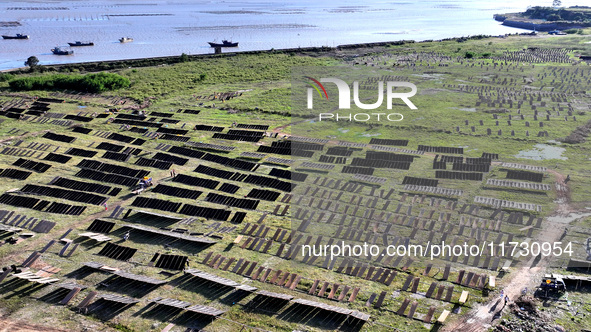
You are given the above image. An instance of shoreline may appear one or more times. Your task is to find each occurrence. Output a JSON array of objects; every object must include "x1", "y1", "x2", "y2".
[{"x1": 1, "y1": 33, "x2": 535, "y2": 74}]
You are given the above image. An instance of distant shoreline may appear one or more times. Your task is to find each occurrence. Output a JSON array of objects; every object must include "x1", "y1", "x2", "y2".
[
  {"x1": 495, "y1": 17, "x2": 587, "y2": 31},
  {"x1": 494, "y1": 6, "x2": 591, "y2": 31}
]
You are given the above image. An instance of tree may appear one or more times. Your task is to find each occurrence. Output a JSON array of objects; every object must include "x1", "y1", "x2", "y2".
[
  {"x1": 180, "y1": 53, "x2": 189, "y2": 62},
  {"x1": 552, "y1": 0, "x2": 562, "y2": 7},
  {"x1": 24, "y1": 56, "x2": 39, "y2": 69}
]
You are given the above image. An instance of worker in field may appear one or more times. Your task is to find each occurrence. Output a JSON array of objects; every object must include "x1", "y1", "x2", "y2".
[{"x1": 139, "y1": 176, "x2": 152, "y2": 189}]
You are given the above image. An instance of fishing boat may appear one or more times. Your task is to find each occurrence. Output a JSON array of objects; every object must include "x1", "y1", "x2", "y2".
[
  {"x1": 2, "y1": 34, "x2": 29, "y2": 40},
  {"x1": 119, "y1": 37, "x2": 133, "y2": 43},
  {"x1": 51, "y1": 46, "x2": 74, "y2": 55},
  {"x1": 208, "y1": 40, "x2": 238, "y2": 47},
  {"x1": 68, "y1": 41, "x2": 94, "y2": 47}
]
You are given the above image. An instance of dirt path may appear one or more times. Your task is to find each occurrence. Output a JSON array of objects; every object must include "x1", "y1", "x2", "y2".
[
  {"x1": 0, "y1": 318, "x2": 68, "y2": 332},
  {"x1": 442, "y1": 169, "x2": 578, "y2": 332}
]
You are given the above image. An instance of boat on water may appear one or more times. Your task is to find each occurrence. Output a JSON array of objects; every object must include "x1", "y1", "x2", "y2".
[
  {"x1": 208, "y1": 40, "x2": 238, "y2": 47},
  {"x1": 51, "y1": 47, "x2": 74, "y2": 55},
  {"x1": 119, "y1": 37, "x2": 133, "y2": 43},
  {"x1": 68, "y1": 41, "x2": 94, "y2": 47},
  {"x1": 2, "y1": 34, "x2": 29, "y2": 40}
]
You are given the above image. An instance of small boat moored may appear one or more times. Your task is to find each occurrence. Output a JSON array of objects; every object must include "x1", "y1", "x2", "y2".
[
  {"x1": 208, "y1": 40, "x2": 238, "y2": 48},
  {"x1": 51, "y1": 46, "x2": 74, "y2": 55},
  {"x1": 2, "y1": 34, "x2": 29, "y2": 40},
  {"x1": 68, "y1": 41, "x2": 94, "y2": 47},
  {"x1": 119, "y1": 37, "x2": 133, "y2": 43}
]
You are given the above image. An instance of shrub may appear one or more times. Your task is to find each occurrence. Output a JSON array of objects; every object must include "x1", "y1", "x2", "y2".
[{"x1": 0, "y1": 73, "x2": 14, "y2": 82}]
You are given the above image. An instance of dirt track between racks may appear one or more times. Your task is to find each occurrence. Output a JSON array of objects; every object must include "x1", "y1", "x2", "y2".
[
  {"x1": 0, "y1": 318, "x2": 68, "y2": 332},
  {"x1": 441, "y1": 169, "x2": 579, "y2": 332}
]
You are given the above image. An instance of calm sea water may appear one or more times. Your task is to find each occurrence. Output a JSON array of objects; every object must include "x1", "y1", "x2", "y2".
[{"x1": 0, "y1": 0, "x2": 584, "y2": 70}]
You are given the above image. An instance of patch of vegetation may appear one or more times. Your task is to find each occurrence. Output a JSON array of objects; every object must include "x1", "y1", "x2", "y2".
[
  {"x1": 464, "y1": 51, "x2": 492, "y2": 59},
  {"x1": 114, "y1": 53, "x2": 331, "y2": 100},
  {"x1": 523, "y1": 6, "x2": 591, "y2": 23},
  {"x1": 0, "y1": 73, "x2": 14, "y2": 82},
  {"x1": 8, "y1": 72, "x2": 130, "y2": 93},
  {"x1": 110, "y1": 323, "x2": 135, "y2": 332},
  {"x1": 563, "y1": 28, "x2": 584, "y2": 34}
]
